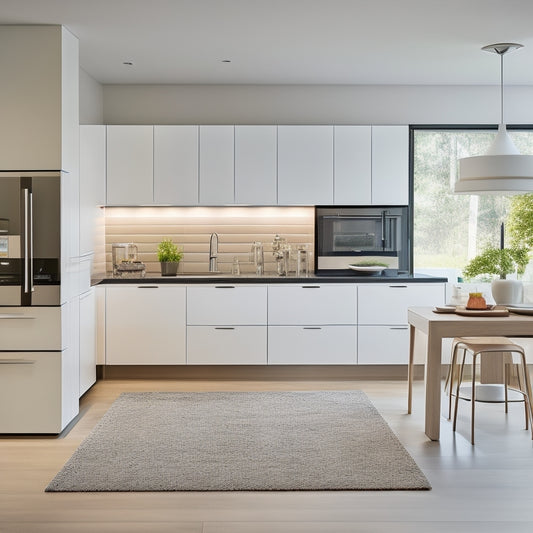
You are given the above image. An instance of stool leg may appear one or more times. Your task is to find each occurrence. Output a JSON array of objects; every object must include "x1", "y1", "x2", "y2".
[
  {"x1": 504, "y1": 362, "x2": 509, "y2": 414},
  {"x1": 448, "y1": 345, "x2": 460, "y2": 420},
  {"x1": 518, "y1": 351, "x2": 533, "y2": 438},
  {"x1": 515, "y1": 360, "x2": 528, "y2": 430},
  {"x1": 453, "y1": 350, "x2": 467, "y2": 433},
  {"x1": 471, "y1": 353, "x2": 477, "y2": 445}
]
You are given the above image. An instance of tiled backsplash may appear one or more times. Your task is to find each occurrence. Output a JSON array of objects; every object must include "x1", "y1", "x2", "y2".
[{"x1": 105, "y1": 206, "x2": 314, "y2": 275}]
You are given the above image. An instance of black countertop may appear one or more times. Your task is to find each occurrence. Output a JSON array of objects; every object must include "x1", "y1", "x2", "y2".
[{"x1": 95, "y1": 272, "x2": 447, "y2": 285}]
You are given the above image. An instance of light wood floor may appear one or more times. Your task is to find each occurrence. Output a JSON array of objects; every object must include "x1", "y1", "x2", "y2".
[{"x1": 1, "y1": 377, "x2": 533, "y2": 532}]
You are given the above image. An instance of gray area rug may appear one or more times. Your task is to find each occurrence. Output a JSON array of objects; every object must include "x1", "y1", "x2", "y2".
[{"x1": 46, "y1": 391, "x2": 431, "y2": 492}]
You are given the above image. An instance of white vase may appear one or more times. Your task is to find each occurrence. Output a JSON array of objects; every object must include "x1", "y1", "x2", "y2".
[{"x1": 491, "y1": 279, "x2": 523, "y2": 305}]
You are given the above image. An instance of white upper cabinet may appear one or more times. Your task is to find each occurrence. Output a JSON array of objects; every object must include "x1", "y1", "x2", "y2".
[
  {"x1": 334, "y1": 126, "x2": 372, "y2": 205},
  {"x1": 277, "y1": 126, "x2": 334, "y2": 205},
  {"x1": 106, "y1": 125, "x2": 154, "y2": 205},
  {"x1": 79, "y1": 125, "x2": 106, "y2": 256},
  {"x1": 235, "y1": 126, "x2": 277, "y2": 205},
  {"x1": 153, "y1": 125, "x2": 199, "y2": 205},
  {"x1": 199, "y1": 126, "x2": 235, "y2": 205},
  {"x1": 371, "y1": 126, "x2": 409, "y2": 205}
]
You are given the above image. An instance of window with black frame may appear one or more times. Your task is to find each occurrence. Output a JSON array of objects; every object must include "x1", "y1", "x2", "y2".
[{"x1": 412, "y1": 127, "x2": 533, "y2": 281}]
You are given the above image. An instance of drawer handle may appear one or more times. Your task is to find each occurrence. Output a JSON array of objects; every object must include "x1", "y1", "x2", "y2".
[
  {"x1": 0, "y1": 359, "x2": 36, "y2": 365},
  {"x1": 390, "y1": 327, "x2": 409, "y2": 330},
  {"x1": 389, "y1": 285, "x2": 408, "y2": 288},
  {"x1": 303, "y1": 327, "x2": 322, "y2": 330},
  {"x1": 215, "y1": 286, "x2": 235, "y2": 289},
  {"x1": 137, "y1": 285, "x2": 159, "y2": 289},
  {"x1": 302, "y1": 285, "x2": 320, "y2": 289},
  {"x1": 0, "y1": 314, "x2": 36, "y2": 319},
  {"x1": 215, "y1": 327, "x2": 235, "y2": 330}
]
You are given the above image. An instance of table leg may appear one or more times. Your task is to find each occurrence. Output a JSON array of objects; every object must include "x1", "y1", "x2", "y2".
[
  {"x1": 425, "y1": 328, "x2": 442, "y2": 440},
  {"x1": 408, "y1": 324, "x2": 415, "y2": 414}
]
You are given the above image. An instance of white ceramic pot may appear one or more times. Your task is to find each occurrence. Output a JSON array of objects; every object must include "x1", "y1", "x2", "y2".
[{"x1": 491, "y1": 279, "x2": 523, "y2": 305}]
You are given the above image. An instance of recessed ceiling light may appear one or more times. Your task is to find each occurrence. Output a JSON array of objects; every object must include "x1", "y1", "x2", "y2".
[{"x1": 123, "y1": 61, "x2": 134, "y2": 66}]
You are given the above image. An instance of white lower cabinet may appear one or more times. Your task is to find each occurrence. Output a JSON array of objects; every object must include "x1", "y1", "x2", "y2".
[
  {"x1": 187, "y1": 326, "x2": 267, "y2": 364},
  {"x1": 268, "y1": 326, "x2": 357, "y2": 364},
  {"x1": 357, "y1": 283, "x2": 445, "y2": 364},
  {"x1": 79, "y1": 288, "x2": 96, "y2": 396},
  {"x1": 106, "y1": 285, "x2": 186, "y2": 365},
  {"x1": 267, "y1": 284, "x2": 357, "y2": 364},
  {"x1": 357, "y1": 325, "x2": 410, "y2": 365},
  {"x1": 0, "y1": 352, "x2": 63, "y2": 433}
]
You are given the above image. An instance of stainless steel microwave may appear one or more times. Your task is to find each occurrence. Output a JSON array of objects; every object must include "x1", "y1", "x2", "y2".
[{"x1": 315, "y1": 206, "x2": 410, "y2": 275}]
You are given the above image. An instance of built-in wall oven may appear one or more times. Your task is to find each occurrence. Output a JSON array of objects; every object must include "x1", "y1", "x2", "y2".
[
  {"x1": 0, "y1": 173, "x2": 60, "y2": 306},
  {"x1": 315, "y1": 205, "x2": 410, "y2": 275}
]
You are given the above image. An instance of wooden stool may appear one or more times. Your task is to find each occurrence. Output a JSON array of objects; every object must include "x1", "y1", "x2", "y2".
[{"x1": 448, "y1": 337, "x2": 533, "y2": 444}]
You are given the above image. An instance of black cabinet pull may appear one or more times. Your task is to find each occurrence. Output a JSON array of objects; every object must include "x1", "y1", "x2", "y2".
[{"x1": 215, "y1": 286, "x2": 235, "y2": 289}]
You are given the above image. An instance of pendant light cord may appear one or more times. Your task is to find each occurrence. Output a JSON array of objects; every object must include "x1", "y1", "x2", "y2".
[{"x1": 500, "y1": 51, "x2": 504, "y2": 126}]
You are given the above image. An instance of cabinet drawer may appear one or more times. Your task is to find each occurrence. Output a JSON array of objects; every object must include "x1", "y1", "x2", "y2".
[
  {"x1": 358, "y1": 325, "x2": 409, "y2": 364},
  {"x1": 187, "y1": 285, "x2": 267, "y2": 325},
  {"x1": 268, "y1": 285, "x2": 356, "y2": 325},
  {"x1": 0, "y1": 352, "x2": 62, "y2": 433},
  {"x1": 0, "y1": 307, "x2": 61, "y2": 351},
  {"x1": 358, "y1": 284, "x2": 445, "y2": 324},
  {"x1": 268, "y1": 326, "x2": 356, "y2": 364},
  {"x1": 187, "y1": 326, "x2": 267, "y2": 364}
]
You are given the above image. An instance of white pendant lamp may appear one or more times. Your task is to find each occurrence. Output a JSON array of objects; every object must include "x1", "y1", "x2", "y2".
[{"x1": 455, "y1": 43, "x2": 533, "y2": 194}]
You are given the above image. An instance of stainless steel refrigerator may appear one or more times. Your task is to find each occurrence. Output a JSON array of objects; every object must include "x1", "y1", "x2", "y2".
[{"x1": 0, "y1": 172, "x2": 61, "y2": 306}]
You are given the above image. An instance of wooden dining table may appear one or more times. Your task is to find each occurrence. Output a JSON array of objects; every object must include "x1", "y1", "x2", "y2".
[{"x1": 407, "y1": 306, "x2": 533, "y2": 441}]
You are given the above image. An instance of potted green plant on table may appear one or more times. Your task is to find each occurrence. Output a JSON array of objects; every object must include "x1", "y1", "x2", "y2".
[
  {"x1": 462, "y1": 245, "x2": 529, "y2": 304},
  {"x1": 157, "y1": 238, "x2": 183, "y2": 276}
]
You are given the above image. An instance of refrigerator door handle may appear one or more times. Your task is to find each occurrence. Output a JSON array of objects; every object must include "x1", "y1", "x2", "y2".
[
  {"x1": 29, "y1": 190, "x2": 34, "y2": 293},
  {"x1": 23, "y1": 188, "x2": 29, "y2": 294}
]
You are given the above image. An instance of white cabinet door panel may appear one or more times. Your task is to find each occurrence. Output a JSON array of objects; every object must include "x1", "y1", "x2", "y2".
[
  {"x1": 268, "y1": 326, "x2": 356, "y2": 364},
  {"x1": 268, "y1": 284, "x2": 356, "y2": 325},
  {"x1": 79, "y1": 288, "x2": 96, "y2": 396},
  {"x1": 106, "y1": 285, "x2": 186, "y2": 365},
  {"x1": 277, "y1": 126, "x2": 333, "y2": 205},
  {"x1": 187, "y1": 285, "x2": 267, "y2": 325},
  {"x1": 187, "y1": 326, "x2": 267, "y2": 364},
  {"x1": 106, "y1": 125, "x2": 154, "y2": 205},
  {"x1": 79, "y1": 125, "x2": 106, "y2": 255},
  {"x1": 371, "y1": 126, "x2": 409, "y2": 205},
  {"x1": 235, "y1": 125, "x2": 277, "y2": 205},
  {"x1": 358, "y1": 325, "x2": 410, "y2": 364},
  {"x1": 199, "y1": 126, "x2": 234, "y2": 205},
  {"x1": 154, "y1": 125, "x2": 198, "y2": 205},
  {"x1": 358, "y1": 283, "x2": 445, "y2": 324},
  {"x1": 334, "y1": 125, "x2": 371, "y2": 205}
]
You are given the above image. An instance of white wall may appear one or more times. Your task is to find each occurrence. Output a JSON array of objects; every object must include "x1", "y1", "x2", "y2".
[
  {"x1": 80, "y1": 68, "x2": 104, "y2": 124},
  {"x1": 103, "y1": 84, "x2": 533, "y2": 125}
]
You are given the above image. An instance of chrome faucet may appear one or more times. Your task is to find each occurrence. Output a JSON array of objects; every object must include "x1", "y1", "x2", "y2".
[{"x1": 209, "y1": 232, "x2": 219, "y2": 272}]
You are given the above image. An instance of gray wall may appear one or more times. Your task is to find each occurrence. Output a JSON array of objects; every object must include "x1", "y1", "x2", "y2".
[
  {"x1": 80, "y1": 68, "x2": 104, "y2": 124},
  {"x1": 102, "y1": 84, "x2": 533, "y2": 125}
]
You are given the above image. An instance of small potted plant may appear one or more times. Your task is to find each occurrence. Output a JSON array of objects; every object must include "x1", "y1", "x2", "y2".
[
  {"x1": 462, "y1": 245, "x2": 529, "y2": 304},
  {"x1": 157, "y1": 238, "x2": 183, "y2": 276}
]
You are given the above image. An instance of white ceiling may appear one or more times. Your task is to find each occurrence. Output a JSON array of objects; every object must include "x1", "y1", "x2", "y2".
[{"x1": 2, "y1": 0, "x2": 533, "y2": 86}]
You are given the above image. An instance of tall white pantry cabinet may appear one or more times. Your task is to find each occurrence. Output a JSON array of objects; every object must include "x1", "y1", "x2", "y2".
[{"x1": 0, "y1": 25, "x2": 82, "y2": 433}]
